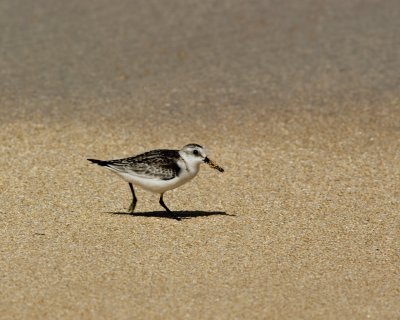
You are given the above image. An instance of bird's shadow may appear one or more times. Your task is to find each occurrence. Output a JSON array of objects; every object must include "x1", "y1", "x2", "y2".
[{"x1": 106, "y1": 210, "x2": 235, "y2": 220}]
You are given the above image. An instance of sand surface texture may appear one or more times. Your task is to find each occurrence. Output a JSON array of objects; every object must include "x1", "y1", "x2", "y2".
[{"x1": 1, "y1": 1, "x2": 399, "y2": 319}]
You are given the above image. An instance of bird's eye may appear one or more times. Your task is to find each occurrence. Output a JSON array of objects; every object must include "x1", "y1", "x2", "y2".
[{"x1": 193, "y1": 149, "x2": 199, "y2": 156}]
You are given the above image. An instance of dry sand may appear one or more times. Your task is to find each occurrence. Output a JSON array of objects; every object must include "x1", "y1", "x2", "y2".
[{"x1": 1, "y1": 1, "x2": 400, "y2": 319}]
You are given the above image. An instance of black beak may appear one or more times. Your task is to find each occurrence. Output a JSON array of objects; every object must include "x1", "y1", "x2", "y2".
[{"x1": 203, "y1": 157, "x2": 224, "y2": 172}]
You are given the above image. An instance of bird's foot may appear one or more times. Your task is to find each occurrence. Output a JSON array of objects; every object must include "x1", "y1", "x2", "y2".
[
  {"x1": 128, "y1": 202, "x2": 136, "y2": 214},
  {"x1": 165, "y1": 210, "x2": 181, "y2": 221}
]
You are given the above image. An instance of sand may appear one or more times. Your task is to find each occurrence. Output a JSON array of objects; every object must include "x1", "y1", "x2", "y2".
[{"x1": 1, "y1": 0, "x2": 399, "y2": 319}]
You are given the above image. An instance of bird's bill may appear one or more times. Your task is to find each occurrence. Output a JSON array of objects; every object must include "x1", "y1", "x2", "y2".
[{"x1": 203, "y1": 157, "x2": 224, "y2": 172}]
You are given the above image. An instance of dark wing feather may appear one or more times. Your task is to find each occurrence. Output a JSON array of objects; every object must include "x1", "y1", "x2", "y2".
[{"x1": 104, "y1": 149, "x2": 181, "y2": 180}]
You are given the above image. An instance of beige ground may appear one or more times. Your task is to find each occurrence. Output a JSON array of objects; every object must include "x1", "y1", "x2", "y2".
[{"x1": 1, "y1": 1, "x2": 400, "y2": 319}]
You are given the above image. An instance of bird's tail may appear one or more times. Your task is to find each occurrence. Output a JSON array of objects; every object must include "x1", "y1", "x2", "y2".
[{"x1": 87, "y1": 158, "x2": 109, "y2": 166}]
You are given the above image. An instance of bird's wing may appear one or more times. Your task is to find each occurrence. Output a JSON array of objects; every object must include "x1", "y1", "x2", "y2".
[{"x1": 104, "y1": 150, "x2": 182, "y2": 180}]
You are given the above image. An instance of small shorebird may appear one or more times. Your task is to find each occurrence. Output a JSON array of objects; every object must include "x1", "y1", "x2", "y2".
[{"x1": 88, "y1": 144, "x2": 224, "y2": 220}]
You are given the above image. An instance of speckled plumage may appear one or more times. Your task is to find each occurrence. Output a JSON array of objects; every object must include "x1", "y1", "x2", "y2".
[{"x1": 94, "y1": 149, "x2": 182, "y2": 180}]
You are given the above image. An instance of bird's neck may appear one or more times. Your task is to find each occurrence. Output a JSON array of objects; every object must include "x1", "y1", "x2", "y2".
[{"x1": 179, "y1": 154, "x2": 201, "y2": 176}]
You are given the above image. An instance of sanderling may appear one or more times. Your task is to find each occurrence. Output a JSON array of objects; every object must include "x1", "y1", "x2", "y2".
[{"x1": 88, "y1": 144, "x2": 224, "y2": 220}]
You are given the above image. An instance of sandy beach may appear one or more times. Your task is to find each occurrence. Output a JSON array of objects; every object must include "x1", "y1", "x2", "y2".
[{"x1": 1, "y1": 0, "x2": 399, "y2": 319}]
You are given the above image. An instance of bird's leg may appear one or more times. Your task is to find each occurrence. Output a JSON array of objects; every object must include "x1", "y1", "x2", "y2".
[
  {"x1": 128, "y1": 183, "x2": 137, "y2": 213},
  {"x1": 159, "y1": 193, "x2": 180, "y2": 221}
]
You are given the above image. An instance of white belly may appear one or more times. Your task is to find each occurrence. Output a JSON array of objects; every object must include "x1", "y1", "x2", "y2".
[{"x1": 113, "y1": 168, "x2": 198, "y2": 194}]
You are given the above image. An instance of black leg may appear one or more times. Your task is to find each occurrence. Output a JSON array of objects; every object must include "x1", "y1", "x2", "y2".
[
  {"x1": 128, "y1": 183, "x2": 137, "y2": 213},
  {"x1": 159, "y1": 193, "x2": 180, "y2": 221}
]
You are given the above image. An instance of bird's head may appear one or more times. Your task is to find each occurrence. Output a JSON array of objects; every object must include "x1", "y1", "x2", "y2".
[{"x1": 180, "y1": 144, "x2": 224, "y2": 172}]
